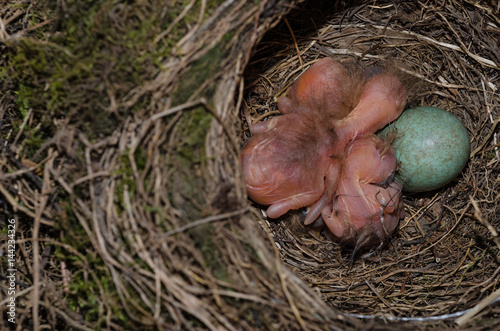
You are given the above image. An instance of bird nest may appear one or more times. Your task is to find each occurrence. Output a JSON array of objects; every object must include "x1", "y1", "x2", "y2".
[
  {"x1": 242, "y1": 0, "x2": 500, "y2": 327},
  {"x1": 0, "y1": 0, "x2": 499, "y2": 330}
]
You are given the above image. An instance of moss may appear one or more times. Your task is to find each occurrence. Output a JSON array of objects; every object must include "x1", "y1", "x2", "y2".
[
  {"x1": 171, "y1": 29, "x2": 236, "y2": 105},
  {"x1": 187, "y1": 223, "x2": 229, "y2": 282},
  {"x1": 178, "y1": 106, "x2": 213, "y2": 161},
  {"x1": 54, "y1": 208, "x2": 135, "y2": 329},
  {"x1": 171, "y1": 47, "x2": 221, "y2": 105},
  {"x1": 2, "y1": 0, "x2": 204, "y2": 150},
  {"x1": 167, "y1": 106, "x2": 212, "y2": 223},
  {"x1": 163, "y1": 102, "x2": 231, "y2": 280}
]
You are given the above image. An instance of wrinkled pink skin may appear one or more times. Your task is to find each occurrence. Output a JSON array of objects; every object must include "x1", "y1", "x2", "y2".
[
  {"x1": 241, "y1": 57, "x2": 407, "y2": 248},
  {"x1": 242, "y1": 58, "x2": 353, "y2": 219},
  {"x1": 321, "y1": 134, "x2": 405, "y2": 249}
]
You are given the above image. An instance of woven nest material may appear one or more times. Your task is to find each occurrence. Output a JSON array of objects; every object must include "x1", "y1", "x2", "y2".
[{"x1": 0, "y1": 0, "x2": 499, "y2": 330}]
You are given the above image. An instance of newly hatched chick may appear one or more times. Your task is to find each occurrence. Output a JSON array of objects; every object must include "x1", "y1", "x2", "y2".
[
  {"x1": 321, "y1": 134, "x2": 405, "y2": 251},
  {"x1": 305, "y1": 68, "x2": 407, "y2": 225},
  {"x1": 241, "y1": 58, "x2": 358, "y2": 219},
  {"x1": 241, "y1": 57, "x2": 407, "y2": 249}
]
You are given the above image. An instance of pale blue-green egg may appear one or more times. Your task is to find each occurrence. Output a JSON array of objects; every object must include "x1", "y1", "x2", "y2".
[{"x1": 378, "y1": 106, "x2": 470, "y2": 192}]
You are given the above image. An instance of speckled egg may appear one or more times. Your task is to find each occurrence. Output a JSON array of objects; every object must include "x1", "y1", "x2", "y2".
[{"x1": 378, "y1": 107, "x2": 470, "y2": 192}]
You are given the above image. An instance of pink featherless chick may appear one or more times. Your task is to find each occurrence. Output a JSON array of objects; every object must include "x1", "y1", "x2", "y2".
[
  {"x1": 304, "y1": 68, "x2": 407, "y2": 251},
  {"x1": 241, "y1": 58, "x2": 358, "y2": 219},
  {"x1": 304, "y1": 68, "x2": 407, "y2": 227},
  {"x1": 321, "y1": 134, "x2": 405, "y2": 252}
]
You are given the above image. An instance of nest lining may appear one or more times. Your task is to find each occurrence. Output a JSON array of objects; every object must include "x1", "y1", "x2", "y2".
[{"x1": 242, "y1": 0, "x2": 500, "y2": 325}]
